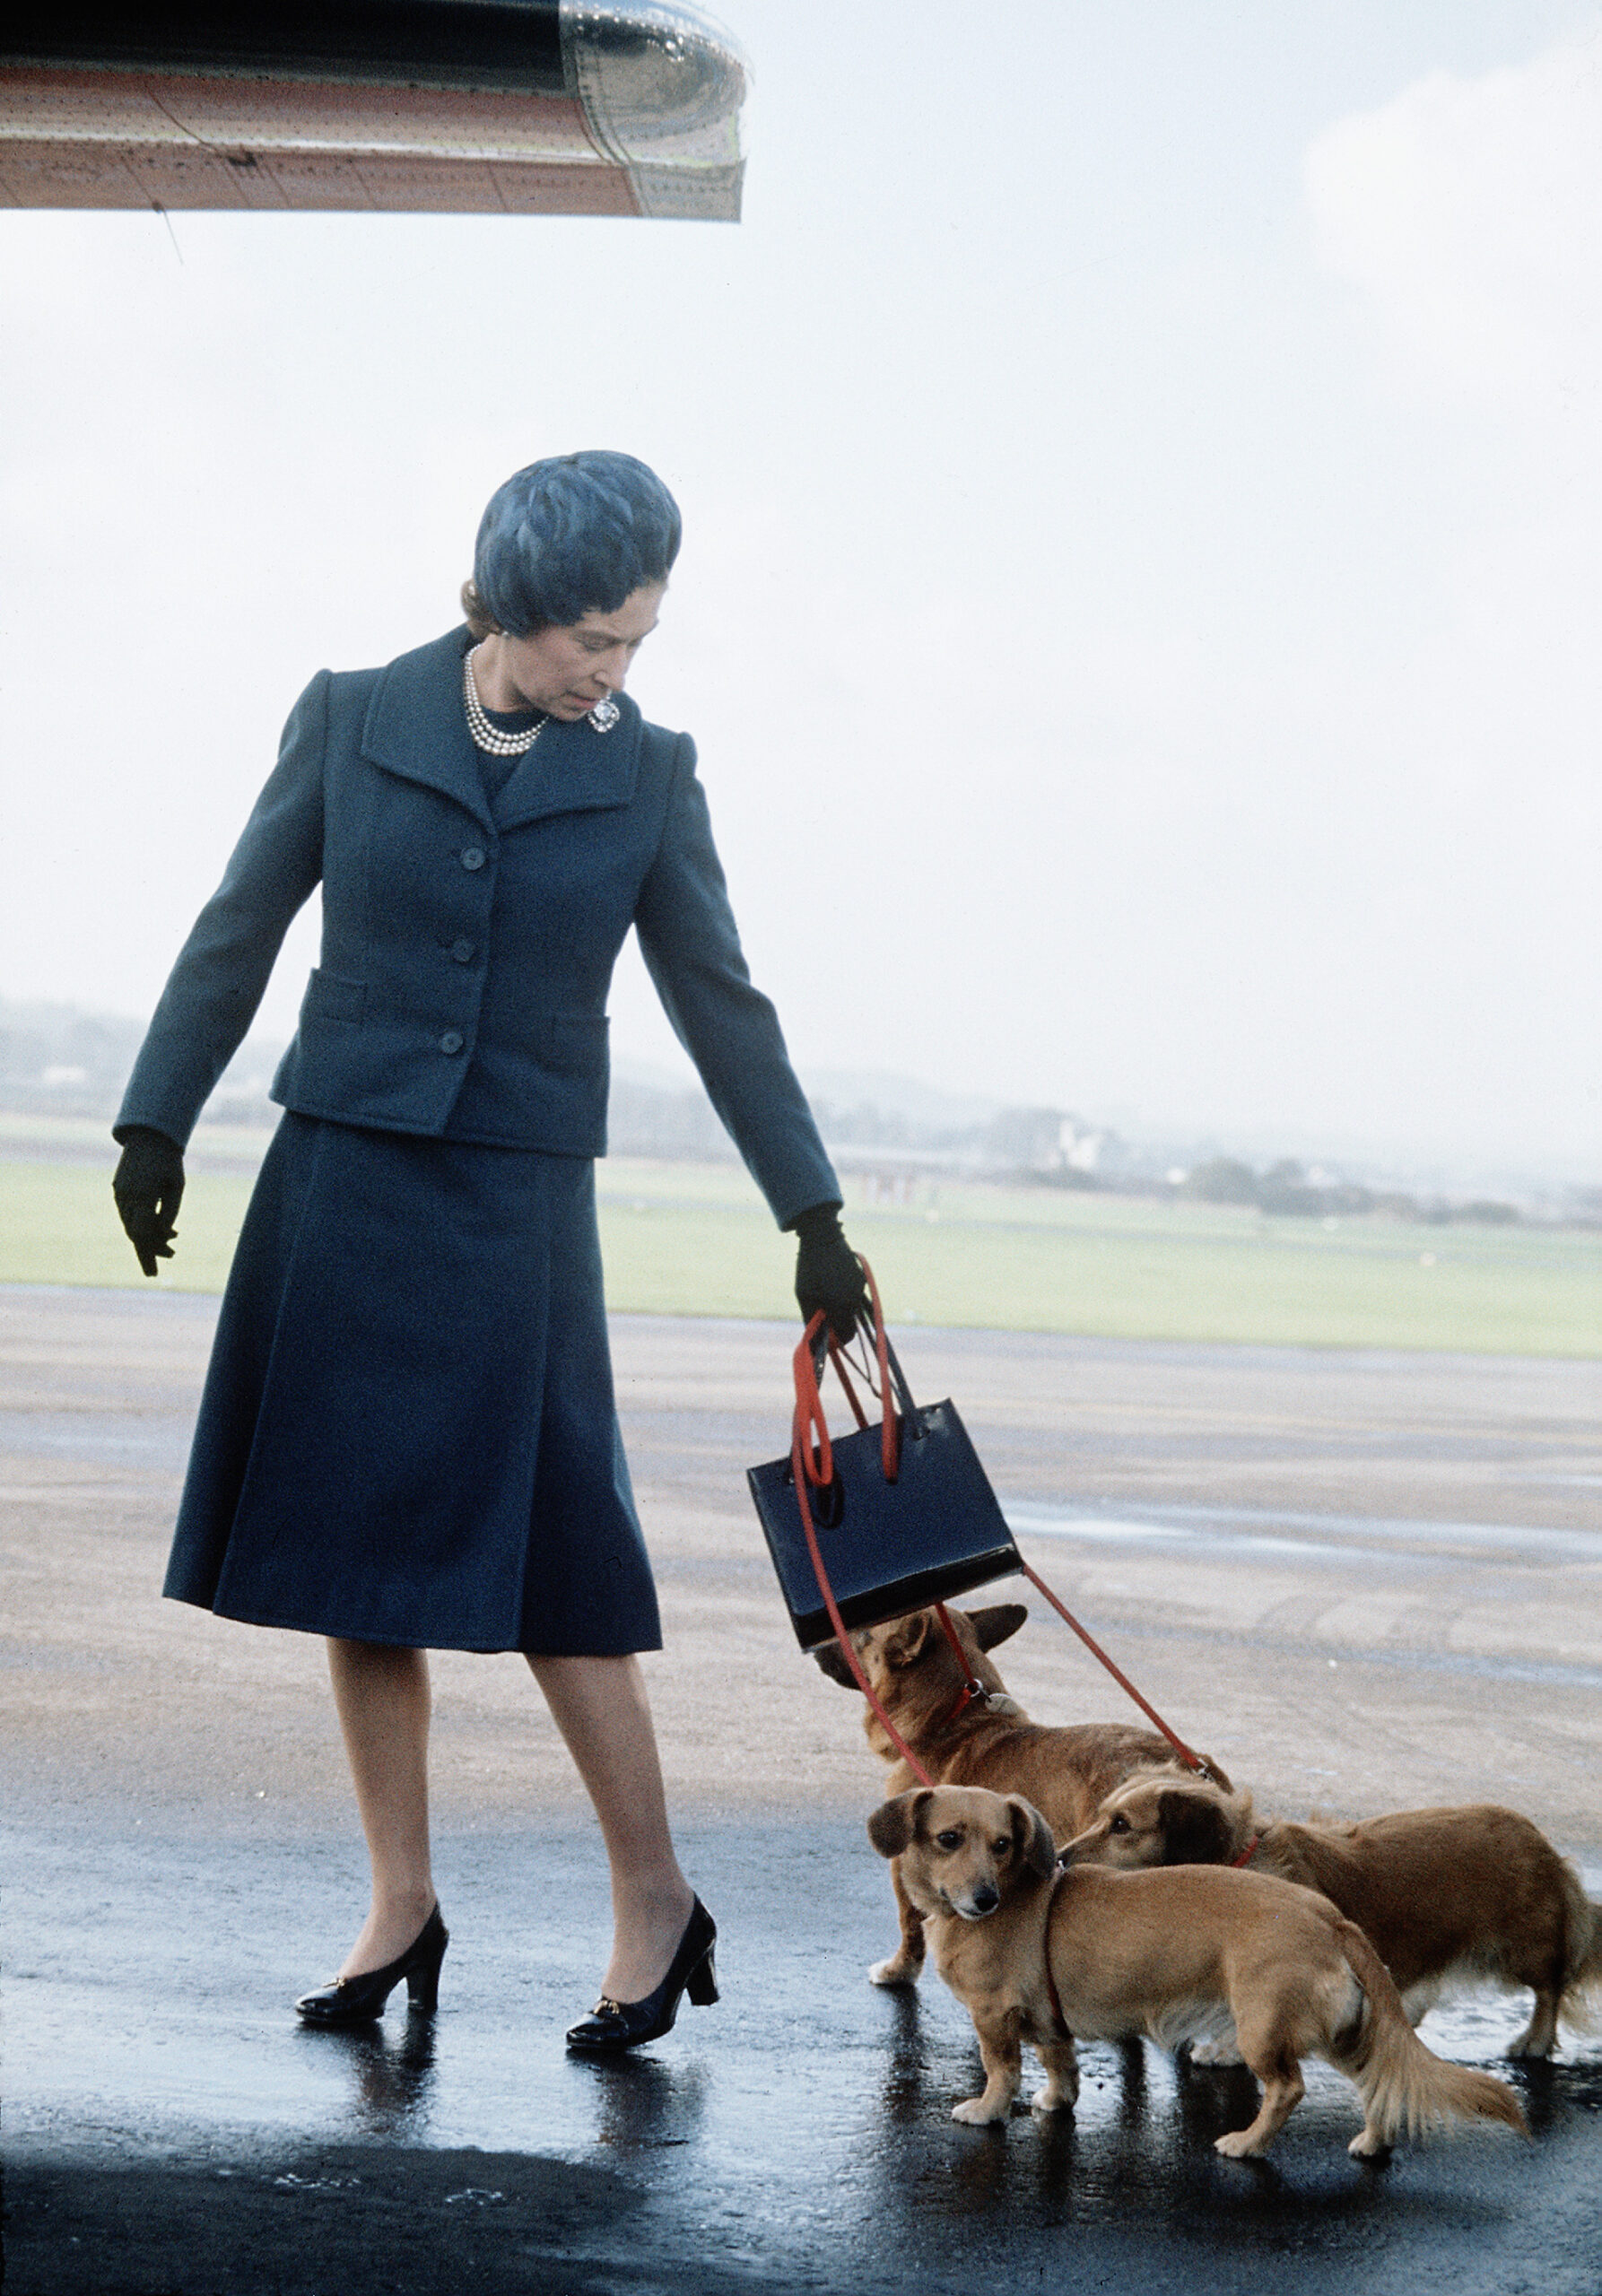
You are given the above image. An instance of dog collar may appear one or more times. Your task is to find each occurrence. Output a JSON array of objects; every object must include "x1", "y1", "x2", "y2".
[
  {"x1": 1230, "y1": 1835, "x2": 1261, "y2": 1868},
  {"x1": 930, "y1": 1605, "x2": 993, "y2": 1729}
]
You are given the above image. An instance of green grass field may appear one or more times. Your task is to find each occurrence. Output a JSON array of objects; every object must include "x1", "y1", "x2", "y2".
[{"x1": 5, "y1": 1118, "x2": 1598, "y2": 1354}]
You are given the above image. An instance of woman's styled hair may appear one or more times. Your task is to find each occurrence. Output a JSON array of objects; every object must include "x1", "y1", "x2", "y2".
[{"x1": 462, "y1": 451, "x2": 682, "y2": 639}]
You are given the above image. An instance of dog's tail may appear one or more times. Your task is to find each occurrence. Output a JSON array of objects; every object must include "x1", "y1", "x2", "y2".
[
  {"x1": 1559, "y1": 1873, "x2": 1602, "y2": 2031},
  {"x1": 1331, "y1": 1915, "x2": 1528, "y2": 2147}
]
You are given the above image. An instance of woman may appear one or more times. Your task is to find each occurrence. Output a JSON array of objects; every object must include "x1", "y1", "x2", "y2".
[{"x1": 111, "y1": 452, "x2": 867, "y2": 2050}]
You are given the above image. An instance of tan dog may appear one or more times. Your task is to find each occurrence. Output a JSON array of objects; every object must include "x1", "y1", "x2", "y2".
[
  {"x1": 816, "y1": 1603, "x2": 1230, "y2": 1986},
  {"x1": 1062, "y1": 1772, "x2": 1602, "y2": 2057},
  {"x1": 869, "y1": 1785, "x2": 1528, "y2": 2160}
]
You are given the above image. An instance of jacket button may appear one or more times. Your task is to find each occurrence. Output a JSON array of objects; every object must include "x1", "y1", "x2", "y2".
[
  {"x1": 439, "y1": 1031, "x2": 465, "y2": 1056},
  {"x1": 450, "y1": 938, "x2": 475, "y2": 963},
  {"x1": 461, "y1": 846, "x2": 486, "y2": 871}
]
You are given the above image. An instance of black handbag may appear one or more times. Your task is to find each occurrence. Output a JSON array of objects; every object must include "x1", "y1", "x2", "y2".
[{"x1": 747, "y1": 1267, "x2": 1021, "y2": 1651}]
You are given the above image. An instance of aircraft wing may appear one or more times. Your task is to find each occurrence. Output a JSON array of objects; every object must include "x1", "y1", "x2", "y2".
[{"x1": 0, "y1": 0, "x2": 747, "y2": 219}]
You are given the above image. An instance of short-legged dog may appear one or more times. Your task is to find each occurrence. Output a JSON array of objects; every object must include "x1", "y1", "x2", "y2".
[
  {"x1": 816, "y1": 1603, "x2": 1229, "y2": 1987},
  {"x1": 1063, "y1": 1772, "x2": 1602, "y2": 2057},
  {"x1": 869, "y1": 1785, "x2": 1528, "y2": 2160}
]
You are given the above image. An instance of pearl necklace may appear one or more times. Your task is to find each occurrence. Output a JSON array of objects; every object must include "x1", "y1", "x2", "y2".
[{"x1": 463, "y1": 649, "x2": 546, "y2": 757}]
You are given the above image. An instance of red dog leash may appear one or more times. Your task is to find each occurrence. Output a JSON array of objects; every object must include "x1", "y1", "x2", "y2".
[
  {"x1": 1012, "y1": 1561, "x2": 1215, "y2": 1779},
  {"x1": 790, "y1": 1272, "x2": 1215, "y2": 1787},
  {"x1": 792, "y1": 1282, "x2": 944, "y2": 1786}
]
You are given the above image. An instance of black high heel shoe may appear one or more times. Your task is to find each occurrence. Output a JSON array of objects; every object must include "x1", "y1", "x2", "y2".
[
  {"x1": 295, "y1": 1904, "x2": 448, "y2": 2026},
  {"x1": 565, "y1": 1897, "x2": 718, "y2": 2052}
]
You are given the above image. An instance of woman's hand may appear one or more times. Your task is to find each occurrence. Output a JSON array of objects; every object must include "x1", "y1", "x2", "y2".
[
  {"x1": 790, "y1": 1202, "x2": 871, "y2": 1341},
  {"x1": 112, "y1": 1126, "x2": 186, "y2": 1276}
]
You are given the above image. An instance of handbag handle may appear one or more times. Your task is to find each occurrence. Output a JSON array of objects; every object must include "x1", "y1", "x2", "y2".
[
  {"x1": 785, "y1": 1256, "x2": 941, "y2": 1788},
  {"x1": 779, "y1": 1257, "x2": 1213, "y2": 1796},
  {"x1": 791, "y1": 1256, "x2": 913, "y2": 1492}
]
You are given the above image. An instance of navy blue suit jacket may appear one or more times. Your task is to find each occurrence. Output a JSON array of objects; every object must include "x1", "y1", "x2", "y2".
[{"x1": 118, "y1": 627, "x2": 839, "y2": 1228}]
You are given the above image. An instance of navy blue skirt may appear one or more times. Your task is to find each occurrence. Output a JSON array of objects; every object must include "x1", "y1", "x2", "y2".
[{"x1": 163, "y1": 1114, "x2": 659, "y2": 1655}]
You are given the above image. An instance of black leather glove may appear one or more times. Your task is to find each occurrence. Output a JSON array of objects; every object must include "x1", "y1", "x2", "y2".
[
  {"x1": 789, "y1": 1201, "x2": 870, "y2": 1342},
  {"x1": 112, "y1": 1126, "x2": 186, "y2": 1277}
]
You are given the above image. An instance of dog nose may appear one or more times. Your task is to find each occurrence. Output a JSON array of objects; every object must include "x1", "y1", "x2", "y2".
[{"x1": 971, "y1": 1884, "x2": 999, "y2": 1914}]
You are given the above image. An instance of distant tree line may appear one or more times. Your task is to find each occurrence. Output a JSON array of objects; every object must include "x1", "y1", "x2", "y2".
[
  {"x1": 0, "y1": 998, "x2": 1580, "y2": 1230},
  {"x1": 1181, "y1": 1156, "x2": 1519, "y2": 1227},
  {"x1": 0, "y1": 1002, "x2": 148, "y2": 1118}
]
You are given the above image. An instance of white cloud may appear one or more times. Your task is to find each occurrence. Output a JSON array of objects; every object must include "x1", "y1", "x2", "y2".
[
  {"x1": 1305, "y1": 33, "x2": 1602, "y2": 403},
  {"x1": 1292, "y1": 40, "x2": 1602, "y2": 1168},
  {"x1": 4, "y1": 13, "x2": 1599, "y2": 1178}
]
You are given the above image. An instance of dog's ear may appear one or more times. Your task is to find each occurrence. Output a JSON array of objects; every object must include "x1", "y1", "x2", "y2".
[
  {"x1": 969, "y1": 1603, "x2": 1027, "y2": 1652},
  {"x1": 1009, "y1": 1796, "x2": 1059, "y2": 1880},
  {"x1": 867, "y1": 1790, "x2": 928, "y2": 1860},
  {"x1": 881, "y1": 1612, "x2": 932, "y2": 1668},
  {"x1": 811, "y1": 1640, "x2": 858, "y2": 1690},
  {"x1": 1156, "y1": 1787, "x2": 1233, "y2": 1866}
]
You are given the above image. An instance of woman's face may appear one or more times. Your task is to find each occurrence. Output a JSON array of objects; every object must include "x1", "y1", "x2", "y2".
[{"x1": 481, "y1": 581, "x2": 666, "y2": 719}]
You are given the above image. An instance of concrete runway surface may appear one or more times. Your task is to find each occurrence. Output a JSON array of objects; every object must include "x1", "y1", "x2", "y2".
[{"x1": 4, "y1": 1284, "x2": 1601, "y2": 2293}]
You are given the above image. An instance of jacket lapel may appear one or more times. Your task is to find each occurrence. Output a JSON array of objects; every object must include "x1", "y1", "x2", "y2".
[
  {"x1": 494, "y1": 704, "x2": 641, "y2": 828},
  {"x1": 360, "y1": 627, "x2": 642, "y2": 828},
  {"x1": 361, "y1": 628, "x2": 494, "y2": 830}
]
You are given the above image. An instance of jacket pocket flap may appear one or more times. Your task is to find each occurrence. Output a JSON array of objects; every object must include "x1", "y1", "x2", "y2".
[
  {"x1": 540, "y1": 1013, "x2": 608, "y2": 1073},
  {"x1": 301, "y1": 969, "x2": 368, "y2": 1024}
]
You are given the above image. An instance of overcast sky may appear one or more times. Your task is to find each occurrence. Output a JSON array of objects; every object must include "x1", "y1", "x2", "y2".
[{"x1": 3, "y1": 0, "x2": 1599, "y2": 1182}]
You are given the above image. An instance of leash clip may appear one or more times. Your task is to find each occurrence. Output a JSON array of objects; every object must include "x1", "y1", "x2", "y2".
[{"x1": 940, "y1": 1674, "x2": 991, "y2": 1728}]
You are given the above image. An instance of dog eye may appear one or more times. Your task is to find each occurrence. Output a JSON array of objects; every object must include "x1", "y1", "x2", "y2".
[
  {"x1": 1110, "y1": 1813, "x2": 1130, "y2": 1833},
  {"x1": 993, "y1": 1837, "x2": 1012, "y2": 1856},
  {"x1": 934, "y1": 1829, "x2": 963, "y2": 1851}
]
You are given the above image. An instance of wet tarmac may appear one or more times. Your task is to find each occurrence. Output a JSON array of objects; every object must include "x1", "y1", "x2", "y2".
[
  {"x1": 10, "y1": 1804, "x2": 1602, "y2": 2296},
  {"x1": 4, "y1": 1287, "x2": 1601, "y2": 2292}
]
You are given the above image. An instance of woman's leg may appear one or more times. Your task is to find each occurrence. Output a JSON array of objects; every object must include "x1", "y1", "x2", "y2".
[
  {"x1": 527, "y1": 1653, "x2": 695, "y2": 2002},
  {"x1": 326, "y1": 1638, "x2": 438, "y2": 1977}
]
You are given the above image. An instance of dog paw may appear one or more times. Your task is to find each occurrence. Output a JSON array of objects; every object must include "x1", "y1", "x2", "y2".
[
  {"x1": 952, "y1": 2097, "x2": 1006, "y2": 2126},
  {"x1": 1347, "y1": 2130, "x2": 1392, "y2": 2161},
  {"x1": 1213, "y1": 2130, "x2": 1266, "y2": 2161},
  {"x1": 867, "y1": 1957, "x2": 922, "y2": 1988},
  {"x1": 1030, "y1": 2084, "x2": 1075, "y2": 2116},
  {"x1": 1188, "y1": 2037, "x2": 1243, "y2": 2067}
]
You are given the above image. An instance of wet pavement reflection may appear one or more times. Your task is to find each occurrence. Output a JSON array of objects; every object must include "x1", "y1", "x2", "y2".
[
  {"x1": 6, "y1": 1296, "x2": 1601, "y2": 2291},
  {"x1": 293, "y1": 2016, "x2": 440, "y2": 2142},
  {"x1": 8, "y1": 1808, "x2": 1602, "y2": 2292}
]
